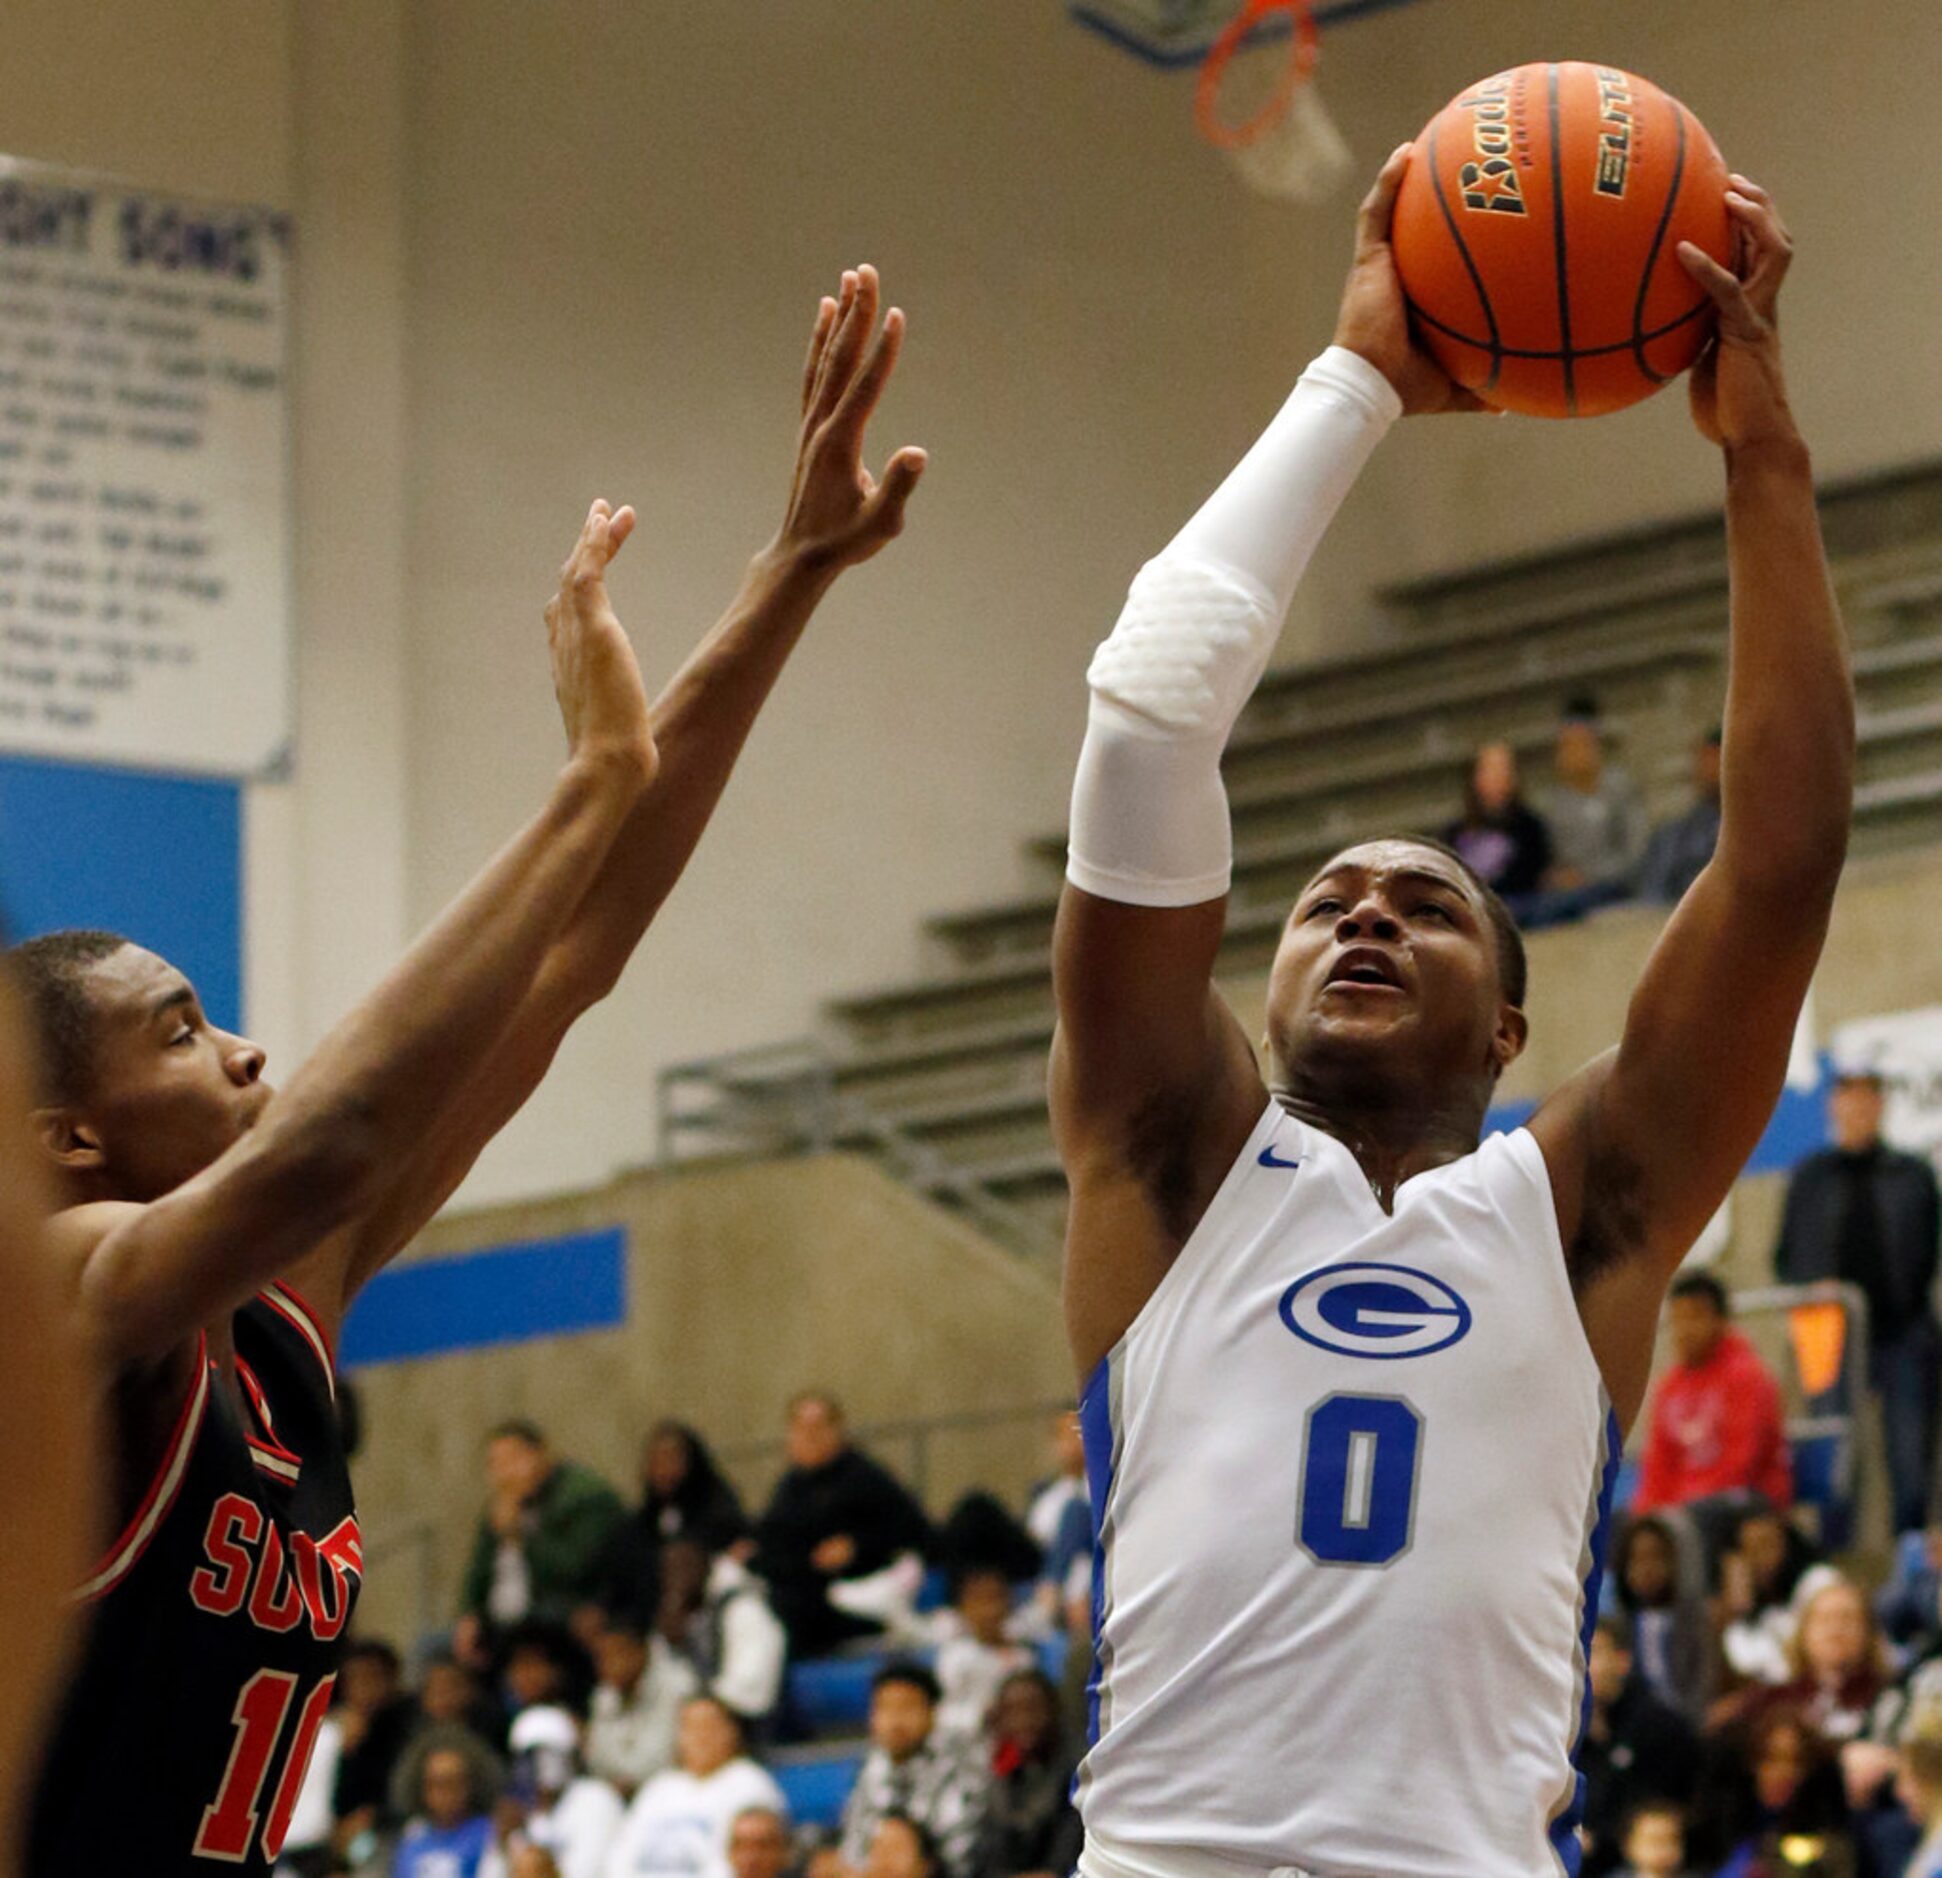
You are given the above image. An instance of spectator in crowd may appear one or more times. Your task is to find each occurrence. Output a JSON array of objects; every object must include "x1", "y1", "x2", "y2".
[
  {"x1": 840, "y1": 1663, "x2": 987, "y2": 1878},
  {"x1": 1717, "y1": 1508, "x2": 1830, "y2": 1687},
  {"x1": 484, "y1": 1704, "x2": 625, "y2": 1878},
  {"x1": 1440, "y1": 740, "x2": 1553, "y2": 900},
  {"x1": 979, "y1": 1670, "x2": 1082, "y2": 1878},
  {"x1": 754, "y1": 1394, "x2": 931, "y2": 1658},
  {"x1": 1633, "y1": 1273, "x2": 1792, "y2": 1524},
  {"x1": 1023, "y1": 1412, "x2": 1090, "y2": 1642},
  {"x1": 657, "y1": 1539, "x2": 787, "y2": 1729},
  {"x1": 799, "y1": 1832, "x2": 847, "y2": 1878},
  {"x1": 394, "y1": 1744, "x2": 499, "y2": 1878},
  {"x1": 458, "y1": 1423, "x2": 628, "y2": 1663},
  {"x1": 419, "y1": 1651, "x2": 511, "y2": 1754},
  {"x1": 1691, "y1": 1707, "x2": 1851, "y2": 1875},
  {"x1": 596, "y1": 1425, "x2": 752, "y2": 1630},
  {"x1": 585, "y1": 1615, "x2": 699, "y2": 1799},
  {"x1": 1581, "y1": 1615, "x2": 1700, "y2": 1878},
  {"x1": 864, "y1": 1816, "x2": 942, "y2": 1878},
  {"x1": 1542, "y1": 698, "x2": 1648, "y2": 899},
  {"x1": 1722, "y1": 1577, "x2": 1892, "y2": 1747},
  {"x1": 277, "y1": 1698, "x2": 344, "y2": 1878},
  {"x1": 1612, "y1": 1800, "x2": 1691, "y2": 1878},
  {"x1": 1879, "y1": 1529, "x2": 1942, "y2": 1650},
  {"x1": 1899, "y1": 1723, "x2": 1942, "y2": 1878},
  {"x1": 935, "y1": 1567, "x2": 1037, "y2": 1740},
  {"x1": 329, "y1": 1637, "x2": 422, "y2": 1851},
  {"x1": 724, "y1": 1808, "x2": 792, "y2": 1878},
  {"x1": 1637, "y1": 728, "x2": 1723, "y2": 905},
  {"x1": 391, "y1": 1725, "x2": 507, "y2": 1847},
  {"x1": 604, "y1": 1695, "x2": 786, "y2": 1878},
  {"x1": 1775, "y1": 1067, "x2": 1942, "y2": 1536},
  {"x1": 503, "y1": 1620, "x2": 597, "y2": 1722},
  {"x1": 1612, "y1": 1514, "x2": 1715, "y2": 1723}
]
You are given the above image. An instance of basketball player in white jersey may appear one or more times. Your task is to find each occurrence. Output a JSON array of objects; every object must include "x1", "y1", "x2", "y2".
[{"x1": 1052, "y1": 149, "x2": 1847, "y2": 1878}]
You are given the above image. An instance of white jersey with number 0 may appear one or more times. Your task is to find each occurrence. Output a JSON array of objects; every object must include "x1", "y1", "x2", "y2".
[{"x1": 1077, "y1": 1102, "x2": 1618, "y2": 1878}]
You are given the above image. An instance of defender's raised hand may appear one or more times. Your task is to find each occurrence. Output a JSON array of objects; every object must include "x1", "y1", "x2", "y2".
[
  {"x1": 1334, "y1": 144, "x2": 1491, "y2": 417},
  {"x1": 546, "y1": 499, "x2": 658, "y2": 781},
  {"x1": 774, "y1": 264, "x2": 927, "y2": 573},
  {"x1": 1680, "y1": 176, "x2": 1799, "y2": 453}
]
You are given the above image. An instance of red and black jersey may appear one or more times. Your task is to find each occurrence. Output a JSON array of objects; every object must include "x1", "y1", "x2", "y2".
[{"x1": 30, "y1": 1283, "x2": 361, "y2": 1875}]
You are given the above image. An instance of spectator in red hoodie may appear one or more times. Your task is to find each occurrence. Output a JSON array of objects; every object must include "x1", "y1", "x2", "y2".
[{"x1": 1634, "y1": 1272, "x2": 1792, "y2": 1522}]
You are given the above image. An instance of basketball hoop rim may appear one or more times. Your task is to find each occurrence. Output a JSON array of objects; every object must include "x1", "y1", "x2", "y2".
[{"x1": 1194, "y1": 0, "x2": 1321, "y2": 150}]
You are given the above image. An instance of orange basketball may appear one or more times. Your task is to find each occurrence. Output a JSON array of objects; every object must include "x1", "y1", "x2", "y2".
[{"x1": 1392, "y1": 62, "x2": 1731, "y2": 418}]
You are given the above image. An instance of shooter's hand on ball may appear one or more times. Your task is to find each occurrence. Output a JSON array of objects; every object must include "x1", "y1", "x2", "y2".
[
  {"x1": 1334, "y1": 143, "x2": 1490, "y2": 417},
  {"x1": 1679, "y1": 176, "x2": 1800, "y2": 454},
  {"x1": 769, "y1": 263, "x2": 928, "y2": 577},
  {"x1": 546, "y1": 498, "x2": 659, "y2": 785}
]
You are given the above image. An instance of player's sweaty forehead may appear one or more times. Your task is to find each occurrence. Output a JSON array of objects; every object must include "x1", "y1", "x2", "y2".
[{"x1": 1291, "y1": 841, "x2": 1484, "y2": 921}]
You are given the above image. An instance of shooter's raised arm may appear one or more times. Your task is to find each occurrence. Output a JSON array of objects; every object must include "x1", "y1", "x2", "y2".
[
  {"x1": 1052, "y1": 147, "x2": 1474, "y2": 1374},
  {"x1": 1531, "y1": 179, "x2": 1855, "y2": 1421}
]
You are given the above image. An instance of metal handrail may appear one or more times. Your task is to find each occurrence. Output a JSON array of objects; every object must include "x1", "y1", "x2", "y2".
[{"x1": 656, "y1": 1037, "x2": 1058, "y2": 1260}]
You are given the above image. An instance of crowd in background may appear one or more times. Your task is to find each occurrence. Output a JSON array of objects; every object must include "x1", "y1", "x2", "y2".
[
  {"x1": 274, "y1": 1398, "x2": 1091, "y2": 1878},
  {"x1": 1440, "y1": 696, "x2": 1725, "y2": 929}
]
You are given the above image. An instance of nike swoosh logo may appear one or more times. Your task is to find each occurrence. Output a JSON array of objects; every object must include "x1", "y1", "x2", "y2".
[{"x1": 1258, "y1": 1145, "x2": 1304, "y2": 1170}]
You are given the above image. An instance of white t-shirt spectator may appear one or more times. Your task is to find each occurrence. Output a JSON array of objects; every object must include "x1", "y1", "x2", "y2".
[
  {"x1": 602, "y1": 1758, "x2": 786, "y2": 1878},
  {"x1": 479, "y1": 1778, "x2": 626, "y2": 1878},
  {"x1": 587, "y1": 1640, "x2": 700, "y2": 1797},
  {"x1": 698, "y1": 1557, "x2": 786, "y2": 1723},
  {"x1": 935, "y1": 1634, "x2": 1038, "y2": 1739},
  {"x1": 273, "y1": 1714, "x2": 342, "y2": 1872}
]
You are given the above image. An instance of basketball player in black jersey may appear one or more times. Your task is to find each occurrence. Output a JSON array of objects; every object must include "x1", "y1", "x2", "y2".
[
  {"x1": 0, "y1": 967, "x2": 89, "y2": 1878},
  {"x1": 17, "y1": 266, "x2": 922, "y2": 1875}
]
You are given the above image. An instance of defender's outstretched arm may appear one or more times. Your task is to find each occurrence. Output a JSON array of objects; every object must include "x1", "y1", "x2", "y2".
[
  {"x1": 328, "y1": 267, "x2": 926, "y2": 1297},
  {"x1": 1531, "y1": 180, "x2": 1854, "y2": 1426},
  {"x1": 1054, "y1": 148, "x2": 1474, "y2": 1375},
  {"x1": 53, "y1": 506, "x2": 658, "y2": 1363}
]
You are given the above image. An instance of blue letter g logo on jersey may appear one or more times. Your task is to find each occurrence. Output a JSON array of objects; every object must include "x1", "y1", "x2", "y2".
[{"x1": 1279, "y1": 1262, "x2": 1473, "y2": 1360}]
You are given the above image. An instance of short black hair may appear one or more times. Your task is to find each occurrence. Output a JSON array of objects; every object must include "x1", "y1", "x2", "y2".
[
  {"x1": 874, "y1": 1815, "x2": 942, "y2": 1876},
  {"x1": 344, "y1": 1637, "x2": 402, "y2": 1675},
  {"x1": 788, "y1": 1389, "x2": 846, "y2": 1423},
  {"x1": 488, "y1": 1419, "x2": 546, "y2": 1448},
  {"x1": 1312, "y1": 837, "x2": 1528, "y2": 1010},
  {"x1": 1670, "y1": 1271, "x2": 1729, "y2": 1317},
  {"x1": 8, "y1": 928, "x2": 134, "y2": 1103},
  {"x1": 871, "y1": 1658, "x2": 941, "y2": 1706}
]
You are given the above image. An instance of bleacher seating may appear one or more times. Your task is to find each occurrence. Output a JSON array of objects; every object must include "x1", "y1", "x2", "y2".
[{"x1": 665, "y1": 463, "x2": 1942, "y2": 1260}]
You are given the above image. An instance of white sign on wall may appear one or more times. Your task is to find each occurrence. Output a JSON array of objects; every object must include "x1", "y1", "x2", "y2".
[{"x1": 0, "y1": 159, "x2": 291, "y2": 777}]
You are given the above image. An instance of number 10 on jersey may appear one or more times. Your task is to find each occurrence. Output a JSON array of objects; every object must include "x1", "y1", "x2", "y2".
[{"x1": 1297, "y1": 1393, "x2": 1423, "y2": 1567}]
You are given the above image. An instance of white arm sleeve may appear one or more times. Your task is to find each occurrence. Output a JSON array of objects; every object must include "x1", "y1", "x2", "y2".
[{"x1": 1066, "y1": 346, "x2": 1401, "y2": 909}]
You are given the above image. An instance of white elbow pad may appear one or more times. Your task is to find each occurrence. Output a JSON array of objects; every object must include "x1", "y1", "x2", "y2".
[{"x1": 1085, "y1": 557, "x2": 1280, "y2": 739}]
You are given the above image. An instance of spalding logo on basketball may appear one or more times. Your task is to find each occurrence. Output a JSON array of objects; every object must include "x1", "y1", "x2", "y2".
[
  {"x1": 1392, "y1": 61, "x2": 1732, "y2": 419},
  {"x1": 1279, "y1": 1262, "x2": 1473, "y2": 1359}
]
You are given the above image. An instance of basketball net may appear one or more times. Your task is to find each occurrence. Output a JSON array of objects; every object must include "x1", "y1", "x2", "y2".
[{"x1": 1195, "y1": 0, "x2": 1354, "y2": 204}]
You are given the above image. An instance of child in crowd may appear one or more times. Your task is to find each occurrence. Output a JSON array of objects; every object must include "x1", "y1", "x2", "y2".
[
  {"x1": 865, "y1": 1815, "x2": 943, "y2": 1878},
  {"x1": 1613, "y1": 1514, "x2": 1714, "y2": 1722},
  {"x1": 393, "y1": 1744, "x2": 497, "y2": 1878},
  {"x1": 604, "y1": 1695, "x2": 786, "y2": 1878},
  {"x1": 934, "y1": 1567, "x2": 1038, "y2": 1739},
  {"x1": 1718, "y1": 1507, "x2": 1830, "y2": 1685},
  {"x1": 1614, "y1": 1800, "x2": 1690, "y2": 1878}
]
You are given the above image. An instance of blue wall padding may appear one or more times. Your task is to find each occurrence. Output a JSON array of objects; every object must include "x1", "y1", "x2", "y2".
[
  {"x1": 340, "y1": 1225, "x2": 628, "y2": 1368},
  {"x1": 0, "y1": 754, "x2": 242, "y2": 1028}
]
